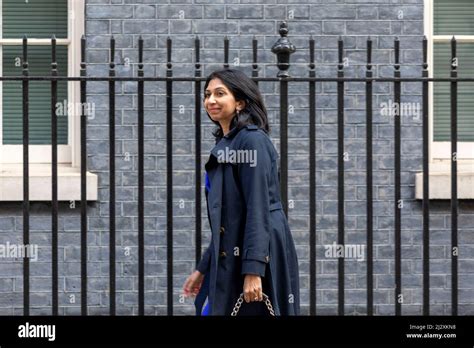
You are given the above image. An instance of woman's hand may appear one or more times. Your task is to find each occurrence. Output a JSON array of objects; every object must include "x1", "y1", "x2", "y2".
[
  {"x1": 243, "y1": 274, "x2": 263, "y2": 303},
  {"x1": 183, "y1": 270, "x2": 204, "y2": 297}
]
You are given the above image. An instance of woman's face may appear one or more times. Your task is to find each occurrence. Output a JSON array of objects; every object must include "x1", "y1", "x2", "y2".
[{"x1": 204, "y1": 78, "x2": 245, "y2": 125}]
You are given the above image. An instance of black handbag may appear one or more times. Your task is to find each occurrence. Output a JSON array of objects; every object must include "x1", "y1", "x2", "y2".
[{"x1": 230, "y1": 292, "x2": 275, "y2": 316}]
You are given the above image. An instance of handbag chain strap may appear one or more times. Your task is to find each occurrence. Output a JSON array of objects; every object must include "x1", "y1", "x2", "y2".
[{"x1": 231, "y1": 292, "x2": 275, "y2": 316}]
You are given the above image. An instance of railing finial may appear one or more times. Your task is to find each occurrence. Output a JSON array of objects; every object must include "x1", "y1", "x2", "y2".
[{"x1": 271, "y1": 21, "x2": 296, "y2": 78}]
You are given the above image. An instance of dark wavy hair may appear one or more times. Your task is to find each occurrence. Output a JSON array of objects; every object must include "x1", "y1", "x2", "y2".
[{"x1": 204, "y1": 68, "x2": 270, "y2": 140}]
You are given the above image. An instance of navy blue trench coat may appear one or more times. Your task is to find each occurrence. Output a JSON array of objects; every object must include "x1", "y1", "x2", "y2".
[{"x1": 195, "y1": 124, "x2": 300, "y2": 316}]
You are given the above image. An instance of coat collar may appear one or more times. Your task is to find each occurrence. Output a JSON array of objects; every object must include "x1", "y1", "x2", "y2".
[
  {"x1": 207, "y1": 125, "x2": 261, "y2": 170},
  {"x1": 223, "y1": 124, "x2": 241, "y2": 139},
  {"x1": 209, "y1": 137, "x2": 228, "y2": 161},
  {"x1": 208, "y1": 126, "x2": 243, "y2": 164}
]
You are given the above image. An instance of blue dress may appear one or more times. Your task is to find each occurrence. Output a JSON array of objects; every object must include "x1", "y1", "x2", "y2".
[
  {"x1": 205, "y1": 172, "x2": 211, "y2": 193},
  {"x1": 201, "y1": 172, "x2": 211, "y2": 316}
]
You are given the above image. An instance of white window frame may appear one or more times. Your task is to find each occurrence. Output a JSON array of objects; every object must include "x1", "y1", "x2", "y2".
[
  {"x1": 424, "y1": 0, "x2": 474, "y2": 161},
  {"x1": 0, "y1": 0, "x2": 84, "y2": 166},
  {"x1": 0, "y1": 0, "x2": 97, "y2": 201},
  {"x1": 416, "y1": 0, "x2": 474, "y2": 199}
]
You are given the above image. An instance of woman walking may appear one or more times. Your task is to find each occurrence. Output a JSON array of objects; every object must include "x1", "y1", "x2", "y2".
[{"x1": 183, "y1": 68, "x2": 300, "y2": 316}]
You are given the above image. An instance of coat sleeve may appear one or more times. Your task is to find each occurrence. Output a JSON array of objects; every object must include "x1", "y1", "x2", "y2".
[
  {"x1": 237, "y1": 132, "x2": 273, "y2": 277},
  {"x1": 196, "y1": 240, "x2": 213, "y2": 274}
]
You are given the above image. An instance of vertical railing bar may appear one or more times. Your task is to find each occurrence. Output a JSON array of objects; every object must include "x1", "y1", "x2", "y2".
[
  {"x1": 166, "y1": 37, "x2": 174, "y2": 316},
  {"x1": 51, "y1": 35, "x2": 59, "y2": 316},
  {"x1": 337, "y1": 36, "x2": 345, "y2": 316},
  {"x1": 252, "y1": 35, "x2": 258, "y2": 85},
  {"x1": 394, "y1": 37, "x2": 402, "y2": 316},
  {"x1": 271, "y1": 22, "x2": 295, "y2": 217},
  {"x1": 194, "y1": 36, "x2": 202, "y2": 266},
  {"x1": 109, "y1": 35, "x2": 116, "y2": 316},
  {"x1": 366, "y1": 36, "x2": 374, "y2": 316},
  {"x1": 137, "y1": 36, "x2": 145, "y2": 316},
  {"x1": 280, "y1": 80, "x2": 288, "y2": 215},
  {"x1": 80, "y1": 35, "x2": 88, "y2": 316},
  {"x1": 224, "y1": 36, "x2": 229, "y2": 69},
  {"x1": 450, "y1": 36, "x2": 458, "y2": 316},
  {"x1": 422, "y1": 36, "x2": 430, "y2": 316},
  {"x1": 308, "y1": 35, "x2": 316, "y2": 316},
  {"x1": 22, "y1": 34, "x2": 30, "y2": 316}
]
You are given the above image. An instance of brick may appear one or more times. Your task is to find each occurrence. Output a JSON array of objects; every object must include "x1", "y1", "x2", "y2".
[
  {"x1": 0, "y1": 293, "x2": 22, "y2": 306},
  {"x1": 87, "y1": 6, "x2": 134, "y2": 19},
  {"x1": 226, "y1": 5, "x2": 263, "y2": 19},
  {"x1": 86, "y1": 20, "x2": 110, "y2": 35},
  {"x1": 195, "y1": 0, "x2": 237, "y2": 3},
  {"x1": 357, "y1": 6, "x2": 378, "y2": 19},
  {"x1": 135, "y1": 5, "x2": 156, "y2": 19},
  {"x1": 402, "y1": 21, "x2": 423, "y2": 35},
  {"x1": 379, "y1": 6, "x2": 423, "y2": 20},
  {"x1": 287, "y1": 6, "x2": 310, "y2": 19},
  {"x1": 203, "y1": 5, "x2": 224, "y2": 19},
  {"x1": 0, "y1": 278, "x2": 14, "y2": 292},
  {"x1": 291, "y1": 22, "x2": 322, "y2": 35},
  {"x1": 323, "y1": 21, "x2": 345, "y2": 35},
  {"x1": 239, "y1": 22, "x2": 275, "y2": 35},
  {"x1": 0, "y1": 218, "x2": 15, "y2": 231},
  {"x1": 311, "y1": 5, "x2": 356, "y2": 19},
  {"x1": 265, "y1": 5, "x2": 286, "y2": 19},
  {"x1": 111, "y1": 20, "x2": 123, "y2": 34},
  {"x1": 123, "y1": 20, "x2": 168, "y2": 34},
  {"x1": 170, "y1": 20, "x2": 192, "y2": 34},
  {"x1": 193, "y1": 21, "x2": 239, "y2": 34},
  {"x1": 347, "y1": 21, "x2": 391, "y2": 35},
  {"x1": 157, "y1": 5, "x2": 202, "y2": 19}
]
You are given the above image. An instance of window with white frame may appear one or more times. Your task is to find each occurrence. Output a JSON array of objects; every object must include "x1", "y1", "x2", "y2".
[
  {"x1": 426, "y1": 0, "x2": 474, "y2": 160},
  {"x1": 0, "y1": 0, "x2": 84, "y2": 165},
  {"x1": 416, "y1": 0, "x2": 474, "y2": 199}
]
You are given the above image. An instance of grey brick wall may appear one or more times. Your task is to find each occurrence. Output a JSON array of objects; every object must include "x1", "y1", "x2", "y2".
[{"x1": 0, "y1": 0, "x2": 473, "y2": 316}]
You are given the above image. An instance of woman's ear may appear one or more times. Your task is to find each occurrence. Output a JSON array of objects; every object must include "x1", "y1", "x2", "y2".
[{"x1": 237, "y1": 99, "x2": 246, "y2": 111}]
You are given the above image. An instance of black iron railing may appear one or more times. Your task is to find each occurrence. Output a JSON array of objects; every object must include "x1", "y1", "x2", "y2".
[{"x1": 3, "y1": 22, "x2": 473, "y2": 316}]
